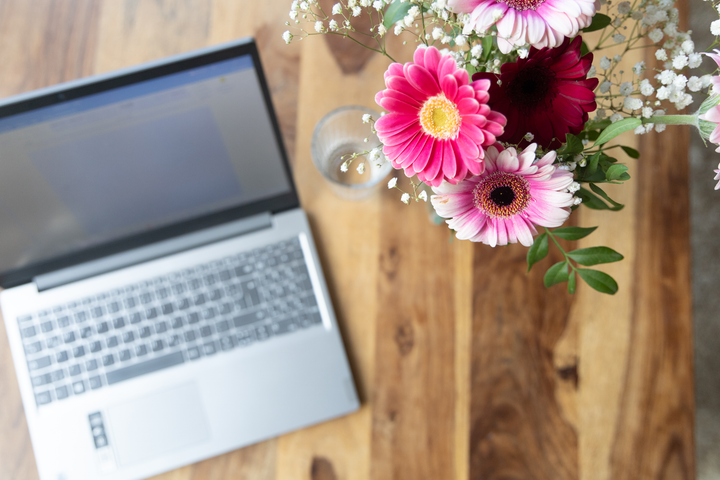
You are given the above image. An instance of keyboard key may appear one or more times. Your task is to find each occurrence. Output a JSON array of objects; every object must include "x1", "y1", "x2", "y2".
[
  {"x1": 89, "y1": 341, "x2": 102, "y2": 353},
  {"x1": 24, "y1": 341, "x2": 43, "y2": 355},
  {"x1": 184, "y1": 330, "x2": 197, "y2": 342},
  {"x1": 187, "y1": 312, "x2": 200, "y2": 324},
  {"x1": 139, "y1": 326, "x2": 151, "y2": 339},
  {"x1": 80, "y1": 326, "x2": 93, "y2": 339},
  {"x1": 171, "y1": 283, "x2": 185, "y2": 295},
  {"x1": 129, "y1": 312, "x2": 143, "y2": 324},
  {"x1": 102, "y1": 355, "x2": 114, "y2": 367},
  {"x1": 176, "y1": 298, "x2": 190, "y2": 310},
  {"x1": 74, "y1": 311, "x2": 88, "y2": 323},
  {"x1": 113, "y1": 317, "x2": 126, "y2": 329},
  {"x1": 155, "y1": 321, "x2": 168, "y2": 334},
  {"x1": 135, "y1": 344, "x2": 148, "y2": 357},
  {"x1": 47, "y1": 335, "x2": 61, "y2": 348},
  {"x1": 17, "y1": 314, "x2": 33, "y2": 323},
  {"x1": 255, "y1": 325, "x2": 272, "y2": 341},
  {"x1": 123, "y1": 331, "x2": 135, "y2": 343},
  {"x1": 106, "y1": 336, "x2": 119, "y2": 348},
  {"x1": 97, "y1": 322, "x2": 110, "y2": 334},
  {"x1": 73, "y1": 381, "x2": 85, "y2": 394},
  {"x1": 156, "y1": 287, "x2": 169, "y2": 300},
  {"x1": 151, "y1": 340, "x2": 164, "y2": 352},
  {"x1": 56, "y1": 385, "x2": 70, "y2": 400},
  {"x1": 167, "y1": 335, "x2": 181, "y2": 347},
  {"x1": 40, "y1": 321, "x2": 54, "y2": 333},
  {"x1": 203, "y1": 341, "x2": 217, "y2": 356},
  {"x1": 199, "y1": 326, "x2": 213, "y2": 338},
  {"x1": 193, "y1": 293, "x2": 206, "y2": 306},
  {"x1": 36, "y1": 391, "x2": 52, "y2": 405},
  {"x1": 139, "y1": 293, "x2": 153, "y2": 304},
  {"x1": 161, "y1": 303, "x2": 174, "y2": 315},
  {"x1": 187, "y1": 346, "x2": 202, "y2": 360},
  {"x1": 171, "y1": 317, "x2": 184, "y2": 329},
  {"x1": 124, "y1": 297, "x2": 137, "y2": 309},
  {"x1": 91, "y1": 306, "x2": 104, "y2": 318},
  {"x1": 202, "y1": 308, "x2": 216, "y2": 320},
  {"x1": 233, "y1": 310, "x2": 266, "y2": 328},
  {"x1": 51, "y1": 369, "x2": 65, "y2": 382},
  {"x1": 220, "y1": 335, "x2": 235, "y2": 351},
  {"x1": 241, "y1": 281, "x2": 260, "y2": 305},
  {"x1": 21, "y1": 325, "x2": 37, "y2": 339},
  {"x1": 63, "y1": 331, "x2": 76, "y2": 344},
  {"x1": 119, "y1": 349, "x2": 132, "y2": 362},
  {"x1": 89, "y1": 376, "x2": 103, "y2": 390},
  {"x1": 73, "y1": 346, "x2": 86, "y2": 358},
  {"x1": 108, "y1": 301, "x2": 121, "y2": 313},
  {"x1": 145, "y1": 307, "x2": 158, "y2": 320},
  {"x1": 189, "y1": 279, "x2": 202, "y2": 290},
  {"x1": 69, "y1": 364, "x2": 82, "y2": 376},
  {"x1": 209, "y1": 289, "x2": 223, "y2": 301},
  {"x1": 32, "y1": 373, "x2": 52, "y2": 387},
  {"x1": 218, "y1": 270, "x2": 232, "y2": 281},
  {"x1": 215, "y1": 320, "x2": 230, "y2": 333},
  {"x1": 56, "y1": 351, "x2": 69, "y2": 363},
  {"x1": 57, "y1": 316, "x2": 71, "y2": 328},
  {"x1": 86, "y1": 359, "x2": 99, "y2": 371},
  {"x1": 106, "y1": 351, "x2": 185, "y2": 385},
  {"x1": 273, "y1": 318, "x2": 297, "y2": 335}
]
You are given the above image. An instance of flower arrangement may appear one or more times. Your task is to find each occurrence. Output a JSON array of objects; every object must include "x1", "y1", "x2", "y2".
[{"x1": 283, "y1": 0, "x2": 720, "y2": 294}]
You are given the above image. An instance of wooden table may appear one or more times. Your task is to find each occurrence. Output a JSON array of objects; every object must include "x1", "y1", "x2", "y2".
[{"x1": 0, "y1": 1, "x2": 695, "y2": 479}]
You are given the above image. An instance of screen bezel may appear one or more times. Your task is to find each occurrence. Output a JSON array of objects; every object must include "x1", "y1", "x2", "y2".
[{"x1": 0, "y1": 39, "x2": 299, "y2": 288}]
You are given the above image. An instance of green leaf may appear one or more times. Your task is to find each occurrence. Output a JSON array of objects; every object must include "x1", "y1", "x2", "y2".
[
  {"x1": 568, "y1": 270, "x2": 577, "y2": 294},
  {"x1": 589, "y1": 183, "x2": 625, "y2": 210},
  {"x1": 558, "y1": 133, "x2": 584, "y2": 156},
  {"x1": 620, "y1": 146, "x2": 640, "y2": 158},
  {"x1": 576, "y1": 187, "x2": 612, "y2": 210},
  {"x1": 544, "y1": 261, "x2": 569, "y2": 287},
  {"x1": 577, "y1": 268, "x2": 618, "y2": 295},
  {"x1": 480, "y1": 35, "x2": 494, "y2": 61},
  {"x1": 594, "y1": 118, "x2": 642, "y2": 146},
  {"x1": 586, "y1": 152, "x2": 601, "y2": 176},
  {"x1": 581, "y1": 13, "x2": 612, "y2": 32},
  {"x1": 567, "y1": 246, "x2": 624, "y2": 266},
  {"x1": 383, "y1": 0, "x2": 412, "y2": 29},
  {"x1": 606, "y1": 164, "x2": 629, "y2": 181},
  {"x1": 526, "y1": 233, "x2": 548, "y2": 272},
  {"x1": 552, "y1": 226, "x2": 598, "y2": 241},
  {"x1": 580, "y1": 41, "x2": 589, "y2": 56}
]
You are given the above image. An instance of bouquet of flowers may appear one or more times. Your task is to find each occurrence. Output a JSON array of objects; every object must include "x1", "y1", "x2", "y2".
[{"x1": 283, "y1": 0, "x2": 720, "y2": 294}]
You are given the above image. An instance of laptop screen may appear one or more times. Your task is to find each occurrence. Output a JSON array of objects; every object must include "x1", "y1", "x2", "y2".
[{"x1": 0, "y1": 48, "x2": 293, "y2": 275}]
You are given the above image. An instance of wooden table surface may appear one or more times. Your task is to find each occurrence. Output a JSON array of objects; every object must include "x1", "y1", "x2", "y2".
[{"x1": 0, "y1": 1, "x2": 695, "y2": 479}]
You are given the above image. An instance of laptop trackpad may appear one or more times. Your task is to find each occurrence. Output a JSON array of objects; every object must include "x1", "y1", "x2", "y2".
[{"x1": 106, "y1": 382, "x2": 211, "y2": 466}]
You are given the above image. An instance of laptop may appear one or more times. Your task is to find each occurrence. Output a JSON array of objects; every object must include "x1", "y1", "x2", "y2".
[{"x1": 0, "y1": 38, "x2": 359, "y2": 480}]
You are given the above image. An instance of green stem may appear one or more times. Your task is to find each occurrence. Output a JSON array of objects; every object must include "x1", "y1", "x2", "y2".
[
  {"x1": 544, "y1": 228, "x2": 577, "y2": 272},
  {"x1": 642, "y1": 114, "x2": 697, "y2": 126}
]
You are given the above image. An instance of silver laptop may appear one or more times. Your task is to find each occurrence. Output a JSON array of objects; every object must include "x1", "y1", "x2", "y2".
[{"x1": 0, "y1": 38, "x2": 359, "y2": 480}]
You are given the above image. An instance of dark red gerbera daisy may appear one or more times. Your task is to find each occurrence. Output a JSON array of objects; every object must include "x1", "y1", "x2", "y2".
[{"x1": 472, "y1": 36, "x2": 599, "y2": 150}]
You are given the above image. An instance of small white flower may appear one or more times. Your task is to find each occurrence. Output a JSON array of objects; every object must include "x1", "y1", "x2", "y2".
[
  {"x1": 659, "y1": 69, "x2": 676, "y2": 85},
  {"x1": 587, "y1": 65, "x2": 596, "y2": 78},
  {"x1": 340, "y1": 161, "x2": 349, "y2": 173},
  {"x1": 299, "y1": 1, "x2": 309, "y2": 11},
  {"x1": 408, "y1": 5, "x2": 420, "y2": 17},
  {"x1": 291, "y1": 0, "x2": 300, "y2": 11},
  {"x1": 656, "y1": 48, "x2": 668, "y2": 61},
  {"x1": 701, "y1": 74, "x2": 714, "y2": 88},
  {"x1": 617, "y1": 1, "x2": 631, "y2": 14},
  {"x1": 332, "y1": 2, "x2": 342, "y2": 14},
  {"x1": 388, "y1": 177, "x2": 398, "y2": 189},
  {"x1": 634, "y1": 125, "x2": 647, "y2": 135},
  {"x1": 578, "y1": 157, "x2": 587, "y2": 167},
  {"x1": 282, "y1": 31, "x2": 293, "y2": 44},
  {"x1": 401, "y1": 193, "x2": 410, "y2": 204},
  {"x1": 681, "y1": 40, "x2": 694, "y2": 54},
  {"x1": 656, "y1": 85, "x2": 670, "y2": 100},
  {"x1": 624, "y1": 97, "x2": 643, "y2": 110},
  {"x1": 596, "y1": 109, "x2": 606, "y2": 119},
  {"x1": 353, "y1": 6, "x2": 362, "y2": 16},
  {"x1": 672, "y1": 54, "x2": 688, "y2": 70},
  {"x1": 631, "y1": 10, "x2": 643, "y2": 20},
  {"x1": 673, "y1": 74, "x2": 687, "y2": 90},
  {"x1": 356, "y1": 163, "x2": 365, "y2": 174},
  {"x1": 712, "y1": 19, "x2": 720, "y2": 36},
  {"x1": 664, "y1": 21, "x2": 678, "y2": 37},
  {"x1": 329, "y1": 19, "x2": 338, "y2": 30},
  {"x1": 610, "y1": 113, "x2": 623, "y2": 123},
  {"x1": 517, "y1": 47, "x2": 529, "y2": 59},
  {"x1": 394, "y1": 24, "x2": 404, "y2": 35},
  {"x1": 649, "y1": 28, "x2": 663, "y2": 43},
  {"x1": 573, "y1": 197, "x2": 583, "y2": 206},
  {"x1": 632, "y1": 61, "x2": 645, "y2": 75},
  {"x1": 441, "y1": 35, "x2": 452, "y2": 44},
  {"x1": 362, "y1": 113, "x2": 372, "y2": 123},
  {"x1": 454, "y1": 35, "x2": 467, "y2": 46},
  {"x1": 687, "y1": 76, "x2": 703, "y2": 92},
  {"x1": 599, "y1": 81, "x2": 612, "y2": 94},
  {"x1": 373, "y1": 0, "x2": 383, "y2": 10},
  {"x1": 640, "y1": 79, "x2": 654, "y2": 96},
  {"x1": 675, "y1": 93, "x2": 693, "y2": 109},
  {"x1": 432, "y1": 27, "x2": 444, "y2": 40},
  {"x1": 314, "y1": 20, "x2": 324, "y2": 33},
  {"x1": 418, "y1": 190, "x2": 428, "y2": 202},
  {"x1": 567, "y1": 181, "x2": 581, "y2": 193},
  {"x1": 470, "y1": 44, "x2": 483, "y2": 58},
  {"x1": 614, "y1": 54, "x2": 622, "y2": 63},
  {"x1": 289, "y1": 11, "x2": 298, "y2": 20},
  {"x1": 655, "y1": 123, "x2": 667, "y2": 132},
  {"x1": 642, "y1": 106, "x2": 654, "y2": 118},
  {"x1": 347, "y1": 0, "x2": 357, "y2": 7},
  {"x1": 613, "y1": 34, "x2": 626, "y2": 43},
  {"x1": 688, "y1": 53, "x2": 702, "y2": 69},
  {"x1": 524, "y1": 132, "x2": 534, "y2": 142},
  {"x1": 470, "y1": 58, "x2": 479, "y2": 67},
  {"x1": 619, "y1": 82, "x2": 633, "y2": 96},
  {"x1": 600, "y1": 56, "x2": 612, "y2": 70}
]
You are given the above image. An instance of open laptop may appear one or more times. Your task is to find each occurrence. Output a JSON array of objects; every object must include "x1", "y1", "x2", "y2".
[{"x1": 0, "y1": 38, "x2": 359, "y2": 480}]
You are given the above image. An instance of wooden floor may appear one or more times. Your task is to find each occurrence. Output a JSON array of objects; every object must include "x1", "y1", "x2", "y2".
[{"x1": 0, "y1": 1, "x2": 694, "y2": 479}]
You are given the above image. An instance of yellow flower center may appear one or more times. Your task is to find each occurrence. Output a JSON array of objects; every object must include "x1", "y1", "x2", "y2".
[{"x1": 419, "y1": 94, "x2": 461, "y2": 140}]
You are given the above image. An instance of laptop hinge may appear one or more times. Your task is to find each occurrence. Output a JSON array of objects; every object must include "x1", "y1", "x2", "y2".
[{"x1": 34, "y1": 212, "x2": 273, "y2": 292}]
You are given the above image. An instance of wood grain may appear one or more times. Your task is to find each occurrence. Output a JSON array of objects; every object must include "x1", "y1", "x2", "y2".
[{"x1": 0, "y1": 1, "x2": 696, "y2": 479}]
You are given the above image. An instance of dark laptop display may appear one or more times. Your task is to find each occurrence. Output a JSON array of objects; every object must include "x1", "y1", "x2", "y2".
[{"x1": 0, "y1": 43, "x2": 297, "y2": 286}]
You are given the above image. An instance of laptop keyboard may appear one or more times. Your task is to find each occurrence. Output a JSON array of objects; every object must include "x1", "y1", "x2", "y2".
[{"x1": 16, "y1": 237, "x2": 323, "y2": 407}]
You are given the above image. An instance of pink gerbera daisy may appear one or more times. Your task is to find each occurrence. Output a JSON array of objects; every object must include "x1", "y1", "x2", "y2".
[
  {"x1": 448, "y1": 0, "x2": 595, "y2": 53},
  {"x1": 375, "y1": 46, "x2": 507, "y2": 187},
  {"x1": 431, "y1": 143, "x2": 575, "y2": 246}
]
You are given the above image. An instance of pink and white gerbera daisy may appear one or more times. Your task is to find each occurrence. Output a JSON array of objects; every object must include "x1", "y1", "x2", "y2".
[
  {"x1": 431, "y1": 143, "x2": 575, "y2": 246},
  {"x1": 375, "y1": 46, "x2": 507, "y2": 187},
  {"x1": 448, "y1": 0, "x2": 595, "y2": 54}
]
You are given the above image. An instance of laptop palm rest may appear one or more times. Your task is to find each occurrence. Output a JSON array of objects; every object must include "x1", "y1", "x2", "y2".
[{"x1": 106, "y1": 382, "x2": 211, "y2": 466}]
